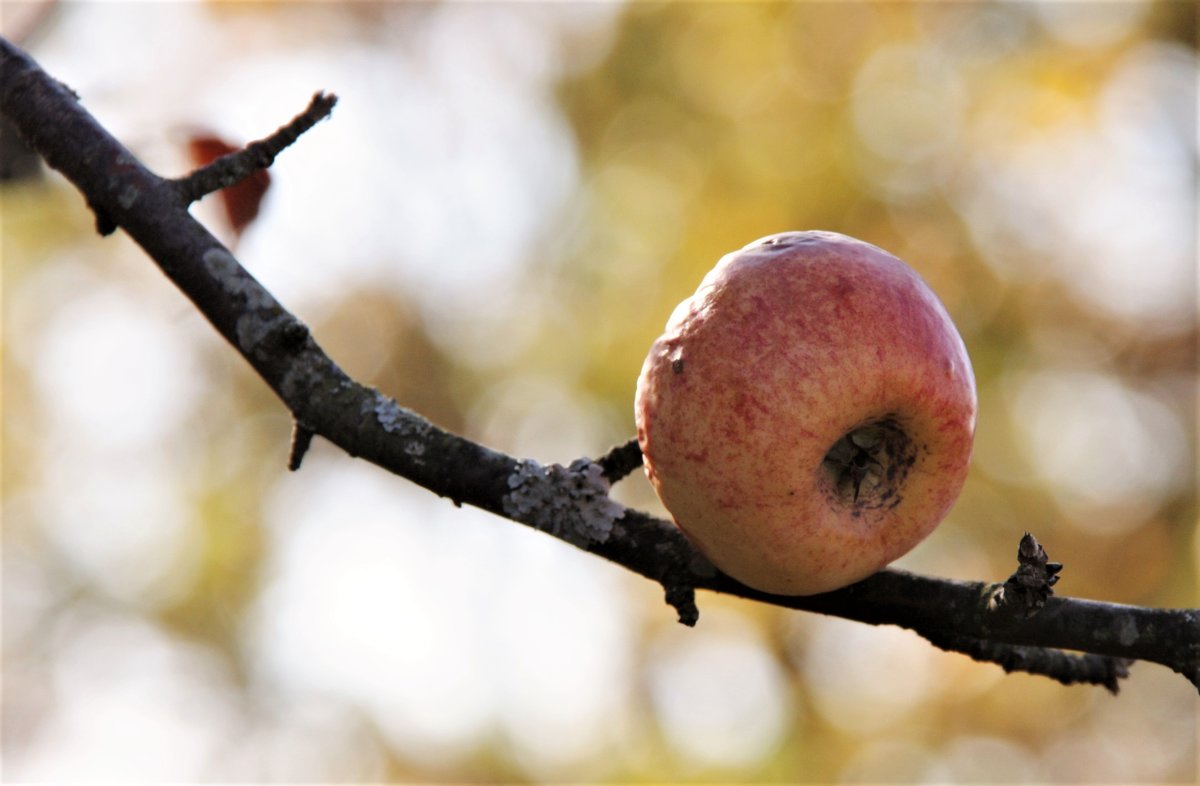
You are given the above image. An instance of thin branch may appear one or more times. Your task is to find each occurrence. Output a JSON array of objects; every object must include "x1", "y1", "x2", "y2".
[
  {"x1": 596, "y1": 437, "x2": 644, "y2": 483},
  {"x1": 172, "y1": 92, "x2": 337, "y2": 206},
  {"x1": 3, "y1": 37, "x2": 1197, "y2": 694},
  {"x1": 918, "y1": 629, "x2": 1131, "y2": 694},
  {"x1": 288, "y1": 421, "x2": 315, "y2": 471}
]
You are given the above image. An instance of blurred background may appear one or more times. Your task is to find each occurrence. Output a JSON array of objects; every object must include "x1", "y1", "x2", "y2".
[{"x1": 2, "y1": 1, "x2": 1196, "y2": 782}]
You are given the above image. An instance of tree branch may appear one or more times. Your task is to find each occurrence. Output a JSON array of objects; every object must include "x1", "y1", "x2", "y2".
[
  {"x1": 171, "y1": 92, "x2": 337, "y2": 209},
  {"x1": 3, "y1": 38, "x2": 1196, "y2": 694}
]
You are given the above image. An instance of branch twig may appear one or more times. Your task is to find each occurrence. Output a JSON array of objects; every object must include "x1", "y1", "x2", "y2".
[
  {"x1": 3, "y1": 37, "x2": 1196, "y2": 693},
  {"x1": 172, "y1": 92, "x2": 337, "y2": 208},
  {"x1": 288, "y1": 421, "x2": 315, "y2": 471},
  {"x1": 918, "y1": 629, "x2": 1130, "y2": 693},
  {"x1": 596, "y1": 437, "x2": 644, "y2": 483}
]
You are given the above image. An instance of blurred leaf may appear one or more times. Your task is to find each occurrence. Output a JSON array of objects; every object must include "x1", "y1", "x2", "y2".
[{"x1": 186, "y1": 133, "x2": 271, "y2": 239}]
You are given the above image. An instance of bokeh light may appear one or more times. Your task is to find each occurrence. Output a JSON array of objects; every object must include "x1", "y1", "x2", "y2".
[
  {"x1": 1008, "y1": 369, "x2": 1188, "y2": 531},
  {"x1": 797, "y1": 617, "x2": 936, "y2": 736},
  {"x1": 646, "y1": 608, "x2": 793, "y2": 773}
]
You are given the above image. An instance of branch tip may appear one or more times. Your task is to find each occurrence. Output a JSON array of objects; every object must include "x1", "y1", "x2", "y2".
[
  {"x1": 288, "y1": 422, "x2": 315, "y2": 471},
  {"x1": 994, "y1": 532, "x2": 1061, "y2": 616},
  {"x1": 92, "y1": 207, "x2": 117, "y2": 236},
  {"x1": 665, "y1": 583, "x2": 699, "y2": 626},
  {"x1": 597, "y1": 437, "x2": 644, "y2": 483}
]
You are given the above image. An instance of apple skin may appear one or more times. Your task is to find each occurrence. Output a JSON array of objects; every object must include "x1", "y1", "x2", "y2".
[{"x1": 635, "y1": 231, "x2": 976, "y2": 595}]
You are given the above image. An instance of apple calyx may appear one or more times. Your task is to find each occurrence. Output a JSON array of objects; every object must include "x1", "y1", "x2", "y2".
[{"x1": 821, "y1": 417, "x2": 916, "y2": 510}]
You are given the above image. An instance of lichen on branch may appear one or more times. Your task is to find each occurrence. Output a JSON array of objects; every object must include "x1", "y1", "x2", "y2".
[{"x1": 503, "y1": 458, "x2": 625, "y2": 548}]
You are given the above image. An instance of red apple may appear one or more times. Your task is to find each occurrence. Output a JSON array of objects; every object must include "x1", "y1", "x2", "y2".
[{"x1": 635, "y1": 231, "x2": 976, "y2": 595}]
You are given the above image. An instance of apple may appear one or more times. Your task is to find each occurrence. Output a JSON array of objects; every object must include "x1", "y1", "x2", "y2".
[{"x1": 634, "y1": 231, "x2": 976, "y2": 595}]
